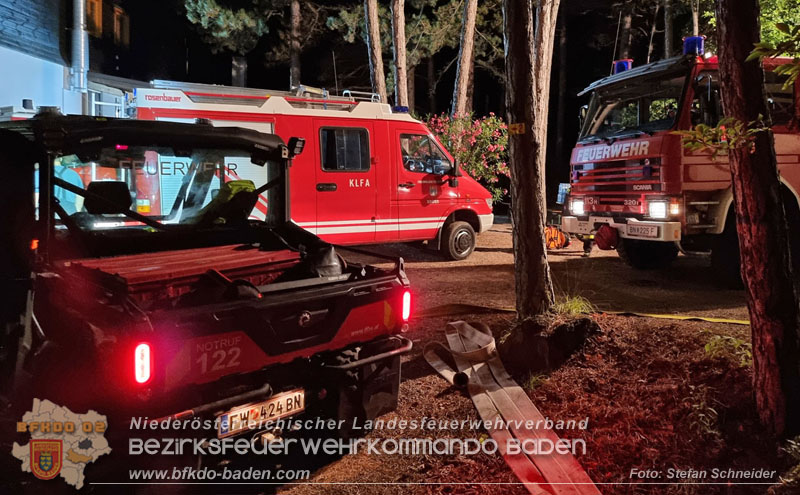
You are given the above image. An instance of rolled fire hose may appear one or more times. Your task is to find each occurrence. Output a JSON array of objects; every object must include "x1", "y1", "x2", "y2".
[{"x1": 424, "y1": 321, "x2": 601, "y2": 495}]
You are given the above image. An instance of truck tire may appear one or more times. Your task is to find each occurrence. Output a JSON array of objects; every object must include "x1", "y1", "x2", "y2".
[
  {"x1": 440, "y1": 221, "x2": 476, "y2": 260},
  {"x1": 711, "y1": 210, "x2": 743, "y2": 288},
  {"x1": 782, "y1": 189, "x2": 800, "y2": 282},
  {"x1": 712, "y1": 191, "x2": 800, "y2": 289},
  {"x1": 616, "y1": 238, "x2": 678, "y2": 269}
]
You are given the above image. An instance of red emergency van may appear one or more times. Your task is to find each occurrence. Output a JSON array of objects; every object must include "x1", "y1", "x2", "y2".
[{"x1": 132, "y1": 81, "x2": 495, "y2": 260}]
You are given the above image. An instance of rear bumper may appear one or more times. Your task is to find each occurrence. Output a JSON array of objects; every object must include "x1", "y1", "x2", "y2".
[
  {"x1": 156, "y1": 335, "x2": 413, "y2": 422},
  {"x1": 477, "y1": 213, "x2": 494, "y2": 233},
  {"x1": 561, "y1": 215, "x2": 682, "y2": 242}
]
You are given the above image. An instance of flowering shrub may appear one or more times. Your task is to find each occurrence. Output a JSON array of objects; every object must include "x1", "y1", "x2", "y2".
[{"x1": 425, "y1": 113, "x2": 510, "y2": 201}]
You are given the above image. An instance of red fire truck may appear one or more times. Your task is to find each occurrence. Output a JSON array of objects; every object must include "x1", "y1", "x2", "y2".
[
  {"x1": 132, "y1": 81, "x2": 495, "y2": 260},
  {"x1": 561, "y1": 38, "x2": 800, "y2": 284}
]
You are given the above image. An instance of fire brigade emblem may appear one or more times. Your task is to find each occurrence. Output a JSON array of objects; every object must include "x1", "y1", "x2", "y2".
[{"x1": 30, "y1": 439, "x2": 63, "y2": 480}]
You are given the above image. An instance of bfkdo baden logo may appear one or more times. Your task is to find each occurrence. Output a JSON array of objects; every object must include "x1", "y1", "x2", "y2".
[
  {"x1": 30, "y1": 439, "x2": 63, "y2": 480},
  {"x1": 12, "y1": 399, "x2": 111, "y2": 489}
]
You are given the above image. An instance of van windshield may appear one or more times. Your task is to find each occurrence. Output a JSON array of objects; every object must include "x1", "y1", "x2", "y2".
[
  {"x1": 580, "y1": 72, "x2": 689, "y2": 142},
  {"x1": 49, "y1": 145, "x2": 284, "y2": 231}
]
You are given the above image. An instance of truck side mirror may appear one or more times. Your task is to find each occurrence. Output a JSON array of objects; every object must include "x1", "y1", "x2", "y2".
[
  {"x1": 288, "y1": 137, "x2": 305, "y2": 157},
  {"x1": 448, "y1": 177, "x2": 459, "y2": 188},
  {"x1": 578, "y1": 105, "x2": 588, "y2": 128}
]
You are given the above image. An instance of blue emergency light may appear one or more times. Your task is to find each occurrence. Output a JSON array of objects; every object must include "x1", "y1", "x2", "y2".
[
  {"x1": 612, "y1": 59, "x2": 633, "y2": 74},
  {"x1": 392, "y1": 106, "x2": 410, "y2": 113},
  {"x1": 683, "y1": 35, "x2": 706, "y2": 55}
]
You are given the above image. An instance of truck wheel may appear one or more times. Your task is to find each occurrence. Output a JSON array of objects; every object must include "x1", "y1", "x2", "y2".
[
  {"x1": 616, "y1": 238, "x2": 678, "y2": 269},
  {"x1": 440, "y1": 221, "x2": 476, "y2": 260},
  {"x1": 711, "y1": 210, "x2": 743, "y2": 288},
  {"x1": 782, "y1": 189, "x2": 800, "y2": 282}
]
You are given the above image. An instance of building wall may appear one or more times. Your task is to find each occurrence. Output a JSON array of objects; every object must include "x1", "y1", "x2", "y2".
[
  {"x1": 0, "y1": 0, "x2": 81, "y2": 112},
  {"x1": 0, "y1": 45, "x2": 70, "y2": 110}
]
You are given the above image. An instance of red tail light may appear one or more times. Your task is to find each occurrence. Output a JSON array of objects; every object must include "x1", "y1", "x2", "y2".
[
  {"x1": 402, "y1": 290, "x2": 412, "y2": 321},
  {"x1": 134, "y1": 343, "x2": 152, "y2": 384}
]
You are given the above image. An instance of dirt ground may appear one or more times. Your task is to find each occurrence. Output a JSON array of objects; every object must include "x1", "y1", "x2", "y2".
[
  {"x1": 278, "y1": 222, "x2": 795, "y2": 495},
  {"x1": 353, "y1": 221, "x2": 749, "y2": 322}
]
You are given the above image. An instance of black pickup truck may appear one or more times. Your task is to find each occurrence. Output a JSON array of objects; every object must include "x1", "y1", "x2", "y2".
[{"x1": 0, "y1": 111, "x2": 412, "y2": 460}]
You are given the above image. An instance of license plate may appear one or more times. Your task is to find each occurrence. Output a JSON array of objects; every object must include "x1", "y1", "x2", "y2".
[
  {"x1": 217, "y1": 389, "x2": 305, "y2": 438},
  {"x1": 627, "y1": 224, "x2": 659, "y2": 239}
]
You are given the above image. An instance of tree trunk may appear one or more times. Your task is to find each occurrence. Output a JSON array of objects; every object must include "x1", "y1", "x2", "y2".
[
  {"x1": 407, "y1": 64, "x2": 415, "y2": 113},
  {"x1": 555, "y1": 17, "x2": 567, "y2": 168},
  {"x1": 618, "y1": 1, "x2": 633, "y2": 59},
  {"x1": 664, "y1": 0, "x2": 673, "y2": 57},
  {"x1": 231, "y1": 55, "x2": 247, "y2": 87},
  {"x1": 391, "y1": 0, "x2": 408, "y2": 107},
  {"x1": 427, "y1": 55, "x2": 436, "y2": 114},
  {"x1": 502, "y1": 0, "x2": 558, "y2": 318},
  {"x1": 289, "y1": 0, "x2": 301, "y2": 88},
  {"x1": 646, "y1": 4, "x2": 661, "y2": 63},
  {"x1": 715, "y1": 0, "x2": 800, "y2": 436},
  {"x1": 451, "y1": 0, "x2": 477, "y2": 117},
  {"x1": 465, "y1": 52, "x2": 475, "y2": 115},
  {"x1": 364, "y1": 0, "x2": 387, "y2": 102},
  {"x1": 691, "y1": 0, "x2": 700, "y2": 36}
]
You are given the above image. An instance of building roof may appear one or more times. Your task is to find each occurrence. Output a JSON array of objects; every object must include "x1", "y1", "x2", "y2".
[{"x1": 0, "y1": 0, "x2": 66, "y2": 65}]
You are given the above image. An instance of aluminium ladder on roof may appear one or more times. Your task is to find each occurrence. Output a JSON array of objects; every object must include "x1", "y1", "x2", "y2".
[{"x1": 149, "y1": 80, "x2": 381, "y2": 111}]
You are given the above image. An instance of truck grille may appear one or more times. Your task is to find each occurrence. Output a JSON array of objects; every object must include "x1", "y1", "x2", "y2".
[{"x1": 571, "y1": 158, "x2": 661, "y2": 209}]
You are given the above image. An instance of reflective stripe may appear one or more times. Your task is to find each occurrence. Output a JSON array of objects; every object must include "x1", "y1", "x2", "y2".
[
  {"x1": 307, "y1": 221, "x2": 441, "y2": 235},
  {"x1": 295, "y1": 216, "x2": 444, "y2": 228}
]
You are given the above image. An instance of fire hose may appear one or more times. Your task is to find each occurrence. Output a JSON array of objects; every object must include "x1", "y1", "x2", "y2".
[
  {"x1": 424, "y1": 321, "x2": 601, "y2": 495},
  {"x1": 416, "y1": 304, "x2": 750, "y2": 326}
]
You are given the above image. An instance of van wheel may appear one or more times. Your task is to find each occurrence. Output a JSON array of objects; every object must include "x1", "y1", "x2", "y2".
[
  {"x1": 616, "y1": 238, "x2": 678, "y2": 269},
  {"x1": 440, "y1": 221, "x2": 476, "y2": 260}
]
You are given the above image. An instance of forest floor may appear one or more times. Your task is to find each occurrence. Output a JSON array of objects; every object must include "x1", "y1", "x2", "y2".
[{"x1": 279, "y1": 223, "x2": 797, "y2": 495}]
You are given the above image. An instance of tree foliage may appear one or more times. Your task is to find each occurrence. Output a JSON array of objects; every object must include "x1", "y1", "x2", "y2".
[
  {"x1": 748, "y1": 22, "x2": 800, "y2": 88},
  {"x1": 326, "y1": 0, "x2": 505, "y2": 98},
  {"x1": 185, "y1": 0, "x2": 328, "y2": 67},
  {"x1": 184, "y1": 0, "x2": 272, "y2": 55},
  {"x1": 673, "y1": 117, "x2": 769, "y2": 159}
]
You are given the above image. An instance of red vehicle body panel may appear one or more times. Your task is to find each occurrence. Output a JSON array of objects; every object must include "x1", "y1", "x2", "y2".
[{"x1": 133, "y1": 85, "x2": 494, "y2": 246}]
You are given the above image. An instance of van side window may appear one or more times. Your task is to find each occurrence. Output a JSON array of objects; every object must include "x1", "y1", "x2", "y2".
[
  {"x1": 320, "y1": 128, "x2": 370, "y2": 172},
  {"x1": 400, "y1": 134, "x2": 452, "y2": 175}
]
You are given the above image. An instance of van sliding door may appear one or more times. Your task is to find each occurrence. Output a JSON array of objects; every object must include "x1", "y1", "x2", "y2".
[{"x1": 313, "y1": 121, "x2": 377, "y2": 244}]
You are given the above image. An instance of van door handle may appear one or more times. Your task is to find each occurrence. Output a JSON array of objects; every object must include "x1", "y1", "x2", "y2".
[
  {"x1": 316, "y1": 183, "x2": 337, "y2": 192},
  {"x1": 398, "y1": 182, "x2": 415, "y2": 189}
]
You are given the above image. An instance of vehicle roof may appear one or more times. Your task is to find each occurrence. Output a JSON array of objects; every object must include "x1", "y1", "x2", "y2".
[
  {"x1": 578, "y1": 55, "x2": 695, "y2": 96},
  {"x1": 0, "y1": 113, "x2": 288, "y2": 156}
]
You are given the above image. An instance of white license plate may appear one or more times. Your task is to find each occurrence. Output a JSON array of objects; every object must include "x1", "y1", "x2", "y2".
[
  {"x1": 627, "y1": 224, "x2": 659, "y2": 239},
  {"x1": 217, "y1": 389, "x2": 305, "y2": 438}
]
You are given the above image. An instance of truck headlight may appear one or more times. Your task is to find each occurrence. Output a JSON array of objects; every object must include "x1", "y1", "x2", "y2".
[
  {"x1": 570, "y1": 198, "x2": 585, "y2": 216},
  {"x1": 648, "y1": 200, "x2": 668, "y2": 219},
  {"x1": 485, "y1": 198, "x2": 493, "y2": 209}
]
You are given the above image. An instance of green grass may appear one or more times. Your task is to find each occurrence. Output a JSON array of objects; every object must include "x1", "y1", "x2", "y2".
[
  {"x1": 685, "y1": 385, "x2": 721, "y2": 440},
  {"x1": 522, "y1": 372, "x2": 547, "y2": 390},
  {"x1": 703, "y1": 333, "x2": 753, "y2": 368},
  {"x1": 552, "y1": 295, "x2": 596, "y2": 316}
]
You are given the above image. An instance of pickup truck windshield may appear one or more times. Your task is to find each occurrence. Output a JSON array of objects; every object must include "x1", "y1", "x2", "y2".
[
  {"x1": 580, "y1": 72, "x2": 688, "y2": 141},
  {"x1": 50, "y1": 145, "x2": 283, "y2": 231}
]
